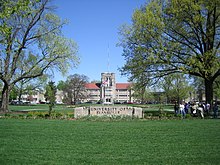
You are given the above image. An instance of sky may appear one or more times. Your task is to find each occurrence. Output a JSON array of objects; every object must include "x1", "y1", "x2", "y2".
[{"x1": 52, "y1": 0, "x2": 147, "y2": 83}]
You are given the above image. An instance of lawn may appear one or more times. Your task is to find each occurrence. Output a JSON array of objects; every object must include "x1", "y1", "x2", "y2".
[
  {"x1": 0, "y1": 119, "x2": 219, "y2": 164},
  {"x1": 9, "y1": 104, "x2": 74, "y2": 113}
]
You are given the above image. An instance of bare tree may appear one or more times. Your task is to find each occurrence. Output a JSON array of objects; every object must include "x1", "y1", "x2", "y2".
[{"x1": 60, "y1": 74, "x2": 89, "y2": 105}]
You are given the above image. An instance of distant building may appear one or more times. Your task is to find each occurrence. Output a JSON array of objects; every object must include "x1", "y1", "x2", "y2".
[
  {"x1": 85, "y1": 72, "x2": 133, "y2": 103},
  {"x1": 19, "y1": 92, "x2": 46, "y2": 104},
  {"x1": 17, "y1": 72, "x2": 133, "y2": 104},
  {"x1": 17, "y1": 90, "x2": 64, "y2": 104}
]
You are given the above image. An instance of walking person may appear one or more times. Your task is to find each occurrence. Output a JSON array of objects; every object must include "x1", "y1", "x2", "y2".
[
  {"x1": 184, "y1": 102, "x2": 189, "y2": 114},
  {"x1": 213, "y1": 103, "x2": 218, "y2": 119},
  {"x1": 198, "y1": 102, "x2": 204, "y2": 119},
  {"x1": 174, "y1": 101, "x2": 179, "y2": 116},
  {"x1": 179, "y1": 102, "x2": 185, "y2": 119},
  {"x1": 206, "y1": 103, "x2": 210, "y2": 115}
]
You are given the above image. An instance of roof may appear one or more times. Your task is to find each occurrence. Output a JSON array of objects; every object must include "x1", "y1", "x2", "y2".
[
  {"x1": 85, "y1": 83, "x2": 100, "y2": 89},
  {"x1": 116, "y1": 83, "x2": 132, "y2": 89},
  {"x1": 85, "y1": 83, "x2": 132, "y2": 90}
]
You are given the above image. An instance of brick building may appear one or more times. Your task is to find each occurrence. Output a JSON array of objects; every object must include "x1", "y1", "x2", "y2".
[
  {"x1": 85, "y1": 72, "x2": 133, "y2": 104},
  {"x1": 16, "y1": 72, "x2": 133, "y2": 104}
]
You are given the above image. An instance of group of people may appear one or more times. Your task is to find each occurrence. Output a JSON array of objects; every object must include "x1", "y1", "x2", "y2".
[{"x1": 174, "y1": 101, "x2": 219, "y2": 119}]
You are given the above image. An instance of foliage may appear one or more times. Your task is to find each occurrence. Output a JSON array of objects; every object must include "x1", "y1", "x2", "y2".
[
  {"x1": 44, "y1": 81, "x2": 57, "y2": 116},
  {"x1": 78, "y1": 115, "x2": 138, "y2": 121},
  {"x1": 58, "y1": 74, "x2": 89, "y2": 105},
  {"x1": 9, "y1": 86, "x2": 18, "y2": 101},
  {"x1": 0, "y1": 111, "x2": 74, "y2": 119},
  {"x1": 131, "y1": 71, "x2": 152, "y2": 103},
  {"x1": 213, "y1": 76, "x2": 220, "y2": 100},
  {"x1": 190, "y1": 76, "x2": 205, "y2": 101},
  {"x1": 119, "y1": 0, "x2": 220, "y2": 106},
  {"x1": 158, "y1": 73, "x2": 192, "y2": 103},
  {"x1": 0, "y1": 0, "x2": 79, "y2": 112},
  {"x1": 57, "y1": 80, "x2": 65, "y2": 90},
  {"x1": 16, "y1": 74, "x2": 48, "y2": 102},
  {"x1": 132, "y1": 85, "x2": 155, "y2": 103}
]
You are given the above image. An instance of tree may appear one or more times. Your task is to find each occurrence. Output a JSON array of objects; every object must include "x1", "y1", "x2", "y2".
[
  {"x1": 0, "y1": 0, "x2": 79, "y2": 112},
  {"x1": 59, "y1": 74, "x2": 89, "y2": 105},
  {"x1": 158, "y1": 73, "x2": 192, "y2": 104},
  {"x1": 213, "y1": 76, "x2": 220, "y2": 101},
  {"x1": 57, "y1": 80, "x2": 66, "y2": 91},
  {"x1": 44, "y1": 81, "x2": 56, "y2": 116},
  {"x1": 132, "y1": 86, "x2": 154, "y2": 104},
  {"x1": 9, "y1": 86, "x2": 18, "y2": 101},
  {"x1": 16, "y1": 75, "x2": 48, "y2": 102},
  {"x1": 131, "y1": 72, "x2": 151, "y2": 104},
  {"x1": 90, "y1": 80, "x2": 101, "y2": 83},
  {"x1": 191, "y1": 76, "x2": 205, "y2": 101},
  {"x1": 119, "y1": 0, "x2": 220, "y2": 107}
]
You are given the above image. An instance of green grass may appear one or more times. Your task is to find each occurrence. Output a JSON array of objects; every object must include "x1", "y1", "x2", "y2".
[
  {"x1": 9, "y1": 104, "x2": 73, "y2": 113},
  {"x1": 0, "y1": 119, "x2": 220, "y2": 164}
]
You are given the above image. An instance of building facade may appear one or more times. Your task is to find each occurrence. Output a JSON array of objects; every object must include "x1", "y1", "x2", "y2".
[
  {"x1": 85, "y1": 72, "x2": 133, "y2": 103},
  {"x1": 17, "y1": 72, "x2": 133, "y2": 104}
]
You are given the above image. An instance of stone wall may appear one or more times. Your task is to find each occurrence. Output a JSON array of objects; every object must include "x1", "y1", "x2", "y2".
[{"x1": 74, "y1": 106, "x2": 143, "y2": 118}]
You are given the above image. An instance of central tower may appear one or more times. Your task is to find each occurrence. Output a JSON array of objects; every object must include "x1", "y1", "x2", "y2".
[{"x1": 101, "y1": 72, "x2": 116, "y2": 104}]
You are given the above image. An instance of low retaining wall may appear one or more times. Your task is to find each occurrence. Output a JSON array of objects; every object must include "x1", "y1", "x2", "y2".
[{"x1": 74, "y1": 106, "x2": 143, "y2": 118}]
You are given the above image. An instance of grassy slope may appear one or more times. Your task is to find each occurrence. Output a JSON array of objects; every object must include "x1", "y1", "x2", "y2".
[{"x1": 0, "y1": 119, "x2": 220, "y2": 165}]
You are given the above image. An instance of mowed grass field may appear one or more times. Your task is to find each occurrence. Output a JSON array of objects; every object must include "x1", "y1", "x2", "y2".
[
  {"x1": 9, "y1": 104, "x2": 72, "y2": 112},
  {"x1": 0, "y1": 119, "x2": 220, "y2": 165}
]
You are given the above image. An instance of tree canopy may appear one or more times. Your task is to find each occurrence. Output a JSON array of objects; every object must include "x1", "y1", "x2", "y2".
[
  {"x1": 119, "y1": 0, "x2": 220, "y2": 105},
  {"x1": 58, "y1": 74, "x2": 89, "y2": 105},
  {"x1": 0, "y1": 0, "x2": 79, "y2": 112}
]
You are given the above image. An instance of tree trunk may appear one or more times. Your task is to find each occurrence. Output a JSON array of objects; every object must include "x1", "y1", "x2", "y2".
[
  {"x1": 205, "y1": 79, "x2": 213, "y2": 106},
  {"x1": 49, "y1": 105, "x2": 52, "y2": 117},
  {"x1": 1, "y1": 84, "x2": 10, "y2": 112}
]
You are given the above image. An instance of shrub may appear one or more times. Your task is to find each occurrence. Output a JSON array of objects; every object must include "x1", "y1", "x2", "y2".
[
  {"x1": 185, "y1": 114, "x2": 192, "y2": 119},
  {"x1": 36, "y1": 112, "x2": 45, "y2": 118},
  {"x1": 78, "y1": 115, "x2": 138, "y2": 121},
  {"x1": 166, "y1": 113, "x2": 175, "y2": 119},
  {"x1": 4, "y1": 113, "x2": 11, "y2": 118},
  {"x1": 27, "y1": 113, "x2": 33, "y2": 118},
  {"x1": 67, "y1": 113, "x2": 74, "y2": 118}
]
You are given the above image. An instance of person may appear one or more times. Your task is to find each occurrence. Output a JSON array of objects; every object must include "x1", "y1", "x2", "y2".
[
  {"x1": 191, "y1": 102, "x2": 198, "y2": 116},
  {"x1": 197, "y1": 102, "x2": 204, "y2": 119},
  {"x1": 179, "y1": 102, "x2": 185, "y2": 118},
  {"x1": 174, "y1": 101, "x2": 178, "y2": 115},
  {"x1": 213, "y1": 103, "x2": 218, "y2": 119},
  {"x1": 206, "y1": 103, "x2": 210, "y2": 115},
  {"x1": 184, "y1": 102, "x2": 189, "y2": 114}
]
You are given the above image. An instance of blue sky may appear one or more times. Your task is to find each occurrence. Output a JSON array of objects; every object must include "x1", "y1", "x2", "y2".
[{"x1": 53, "y1": 0, "x2": 147, "y2": 83}]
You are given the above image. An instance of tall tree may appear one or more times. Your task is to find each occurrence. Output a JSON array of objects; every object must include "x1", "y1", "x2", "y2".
[
  {"x1": 119, "y1": 0, "x2": 220, "y2": 106},
  {"x1": 158, "y1": 74, "x2": 192, "y2": 104},
  {"x1": 59, "y1": 74, "x2": 89, "y2": 105},
  {"x1": 0, "y1": 0, "x2": 79, "y2": 112}
]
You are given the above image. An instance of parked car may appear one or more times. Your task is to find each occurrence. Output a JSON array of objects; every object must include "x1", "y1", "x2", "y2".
[
  {"x1": 10, "y1": 100, "x2": 24, "y2": 105},
  {"x1": 114, "y1": 102, "x2": 122, "y2": 104}
]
